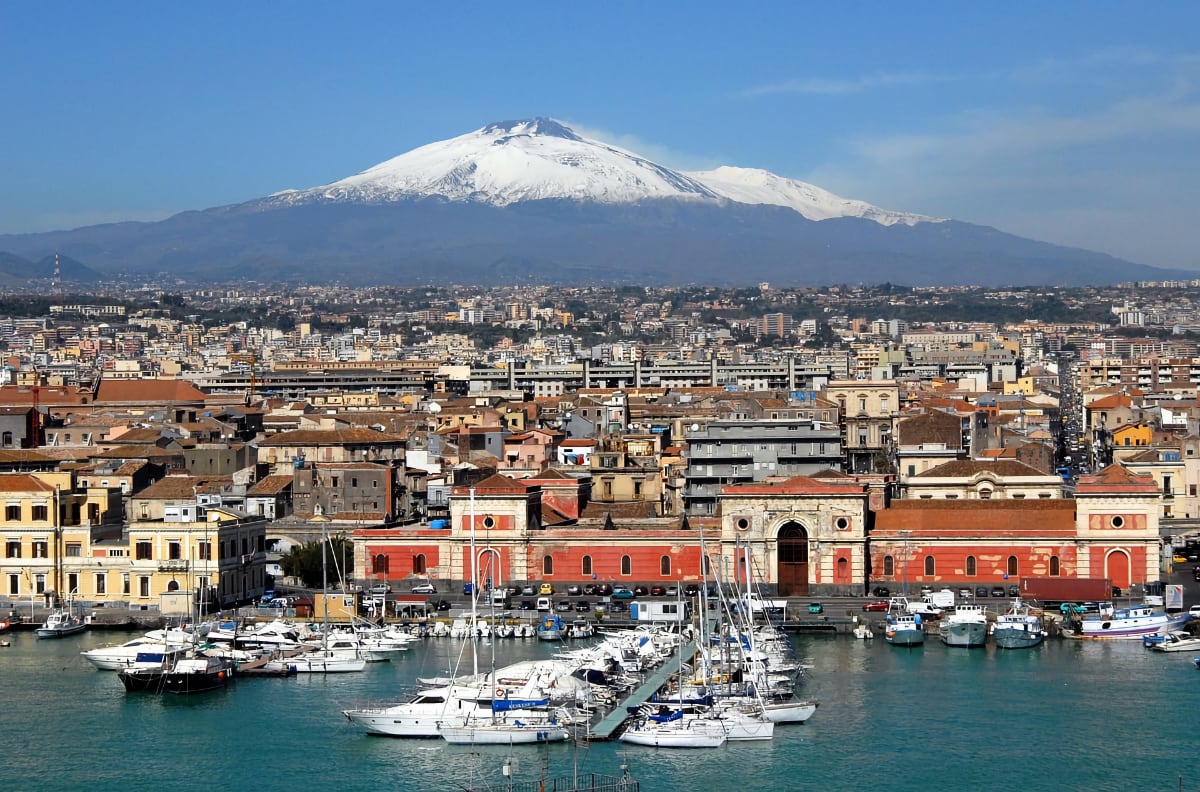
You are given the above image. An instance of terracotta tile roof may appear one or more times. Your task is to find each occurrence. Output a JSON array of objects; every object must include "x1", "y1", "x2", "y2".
[
  {"x1": 258, "y1": 428, "x2": 407, "y2": 446},
  {"x1": 1086, "y1": 393, "x2": 1134, "y2": 410},
  {"x1": 579, "y1": 501, "x2": 660, "y2": 519},
  {"x1": 92, "y1": 445, "x2": 183, "y2": 461},
  {"x1": 722, "y1": 474, "x2": 867, "y2": 496},
  {"x1": 527, "y1": 468, "x2": 578, "y2": 482},
  {"x1": 0, "y1": 449, "x2": 55, "y2": 465},
  {"x1": 560, "y1": 439, "x2": 596, "y2": 448},
  {"x1": 453, "y1": 472, "x2": 529, "y2": 494},
  {"x1": 95, "y1": 379, "x2": 207, "y2": 403},
  {"x1": 0, "y1": 473, "x2": 57, "y2": 493},
  {"x1": 247, "y1": 474, "x2": 293, "y2": 496},
  {"x1": 1075, "y1": 464, "x2": 1160, "y2": 494},
  {"x1": 875, "y1": 499, "x2": 1077, "y2": 536},
  {"x1": 916, "y1": 459, "x2": 1048, "y2": 478},
  {"x1": 132, "y1": 475, "x2": 230, "y2": 500}
]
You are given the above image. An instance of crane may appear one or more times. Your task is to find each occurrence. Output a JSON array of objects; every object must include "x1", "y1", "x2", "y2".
[{"x1": 229, "y1": 353, "x2": 258, "y2": 404}]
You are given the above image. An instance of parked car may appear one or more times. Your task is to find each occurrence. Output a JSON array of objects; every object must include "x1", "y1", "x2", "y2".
[
  {"x1": 1173, "y1": 553, "x2": 1189, "y2": 564},
  {"x1": 1188, "y1": 605, "x2": 1200, "y2": 618},
  {"x1": 432, "y1": 599, "x2": 452, "y2": 612},
  {"x1": 1008, "y1": 585, "x2": 1020, "y2": 597},
  {"x1": 808, "y1": 602, "x2": 824, "y2": 614},
  {"x1": 538, "y1": 583, "x2": 555, "y2": 595},
  {"x1": 566, "y1": 585, "x2": 582, "y2": 596},
  {"x1": 519, "y1": 599, "x2": 534, "y2": 610},
  {"x1": 593, "y1": 601, "x2": 607, "y2": 613},
  {"x1": 521, "y1": 585, "x2": 536, "y2": 596},
  {"x1": 862, "y1": 600, "x2": 889, "y2": 612},
  {"x1": 596, "y1": 583, "x2": 613, "y2": 596},
  {"x1": 649, "y1": 585, "x2": 665, "y2": 596},
  {"x1": 990, "y1": 586, "x2": 1006, "y2": 598},
  {"x1": 684, "y1": 584, "x2": 700, "y2": 596},
  {"x1": 633, "y1": 586, "x2": 649, "y2": 597},
  {"x1": 665, "y1": 586, "x2": 678, "y2": 597},
  {"x1": 506, "y1": 585, "x2": 522, "y2": 597},
  {"x1": 608, "y1": 600, "x2": 627, "y2": 613},
  {"x1": 575, "y1": 600, "x2": 591, "y2": 612},
  {"x1": 611, "y1": 586, "x2": 636, "y2": 600},
  {"x1": 370, "y1": 583, "x2": 391, "y2": 595},
  {"x1": 957, "y1": 588, "x2": 972, "y2": 600},
  {"x1": 975, "y1": 586, "x2": 990, "y2": 598},
  {"x1": 410, "y1": 582, "x2": 437, "y2": 594},
  {"x1": 583, "y1": 584, "x2": 598, "y2": 595},
  {"x1": 555, "y1": 600, "x2": 572, "y2": 612},
  {"x1": 872, "y1": 586, "x2": 890, "y2": 597}
]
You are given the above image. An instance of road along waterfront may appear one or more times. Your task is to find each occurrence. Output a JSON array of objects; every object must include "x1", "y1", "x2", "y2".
[{"x1": 1, "y1": 627, "x2": 1197, "y2": 791}]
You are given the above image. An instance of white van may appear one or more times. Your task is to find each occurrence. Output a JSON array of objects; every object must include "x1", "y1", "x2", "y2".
[
  {"x1": 491, "y1": 589, "x2": 511, "y2": 608},
  {"x1": 536, "y1": 596, "x2": 552, "y2": 612}
]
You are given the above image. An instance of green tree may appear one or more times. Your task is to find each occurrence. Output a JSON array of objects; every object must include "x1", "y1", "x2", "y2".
[{"x1": 280, "y1": 534, "x2": 354, "y2": 588}]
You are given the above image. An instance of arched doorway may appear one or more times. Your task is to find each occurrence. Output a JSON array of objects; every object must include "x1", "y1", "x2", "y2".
[
  {"x1": 1104, "y1": 549, "x2": 1131, "y2": 590},
  {"x1": 477, "y1": 548, "x2": 502, "y2": 590},
  {"x1": 777, "y1": 522, "x2": 809, "y2": 596}
]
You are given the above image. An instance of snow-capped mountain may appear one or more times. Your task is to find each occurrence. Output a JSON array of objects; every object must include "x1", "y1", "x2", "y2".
[
  {"x1": 270, "y1": 118, "x2": 723, "y2": 207},
  {"x1": 270, "y1": 117, "x2": 931, "y2": 227},
  {"x1": 0, "y1": 117, "x2": 1174, "y2": 288}
]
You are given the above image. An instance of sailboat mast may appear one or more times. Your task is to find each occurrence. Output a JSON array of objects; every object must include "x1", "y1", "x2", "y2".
[{"x1": 469, "y1": 486, "x2": 478, "y2": 677}]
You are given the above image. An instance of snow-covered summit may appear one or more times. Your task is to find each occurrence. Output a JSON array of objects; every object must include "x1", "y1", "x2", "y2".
[
  {"x1": 686, "y1": 166, "x2": 938, "y2": 226},
  {"x1": 270, "y1": 118, "x2": 936, "y2": 226}
]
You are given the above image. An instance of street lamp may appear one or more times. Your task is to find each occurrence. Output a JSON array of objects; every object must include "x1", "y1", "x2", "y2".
[{"x1": 899, "y1": 530, "x2": 912, "y2": 597}]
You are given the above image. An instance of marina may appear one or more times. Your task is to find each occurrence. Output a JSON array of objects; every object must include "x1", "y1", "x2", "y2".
[{"x1": 3, "y1": 615, "x2": 1199, "y2": 791}]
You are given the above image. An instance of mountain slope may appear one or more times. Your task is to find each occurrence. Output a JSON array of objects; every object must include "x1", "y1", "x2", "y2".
[{"x1": 0, "y1": 118, "x2": 1181, "y2": 287}]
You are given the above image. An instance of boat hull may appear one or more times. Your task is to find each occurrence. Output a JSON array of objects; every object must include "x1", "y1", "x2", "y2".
[
  {"x1": 118, "y1": 665, "x2": 232, "y2": 695},
  {"x1": 619, "y1": 722, "x2": 727, "y2": 748},
  {"x1": 761, "y1": 700, "x2": 819, "y2": 723},
  {"x1": 439, "y1": 724, "x2": 570, "y2": 744},
  {"x1": 993, "y1": 627, "x2": 1045, "y2": 650},
  {"x1": 884, "y1": 627, "x2": 924, "y2": 646},
  {"x1": 36, "y1": 624, "x2": 87, "y2": 639},
  {"x1": 940, "y1": 621, "x2": 988, "y2": 648}
]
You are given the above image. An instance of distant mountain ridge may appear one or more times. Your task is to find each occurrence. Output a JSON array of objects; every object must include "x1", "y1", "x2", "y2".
[{"x1": 0, "y1": 118, "x2": 1185, "y2": 287}]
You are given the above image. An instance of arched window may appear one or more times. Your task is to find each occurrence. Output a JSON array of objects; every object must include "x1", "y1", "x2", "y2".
[
  {"x1": 966, "y1": 556, "x2": 977, "y2": 577},
  {"x1": 411, "y1": 554, "x2": 425, "y2": 574},
  {"x1": 543, "y1": 555, "x2": 553, "y2": 575},
  {"x1": 373, "y1": 554, "x2": 389, "y2": 575},
  {"x1": 620, "y1": 555, "x2": 631, "y2": 576},
  {"x1": 660, "y1": 555, "x2": 671, "y2": 576},
  {"x1": 883, "y1": 555, "x2": 894, "y2": 576},
  {"x1": 836, "y1": 557, "x2": 848, "y2": 583},
  {"x1": 924, "y1": 555, "x2": 935, "y2": 576},
  {"x1": 1049, "y1": 555, "x2": 1060, "y2": 576},
  {"x1": 581, "y1": 555, "x2": 592, "y2": 576},
  {"x1": 1007, "y1": 556, "x2": 1018, "y2": 576}
]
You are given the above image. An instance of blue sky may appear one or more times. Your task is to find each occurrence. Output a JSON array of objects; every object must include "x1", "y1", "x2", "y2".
[{"x1": 2, "y1": 2, "x2": 1198, "y2": 270}]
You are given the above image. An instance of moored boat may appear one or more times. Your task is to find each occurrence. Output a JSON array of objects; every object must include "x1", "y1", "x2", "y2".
[
  {"x1": 118, "y1": 652, "x2": 234, "y2": 695},
  {"x1": 1148, "y1": 631, "x2": 1200, "y2": 653},
  {"x1": 940, "y1": 604, "x2": 989, "y2": 648},
  {"x1": 36, "y1": 606, "x2": 87, "y2": 639},
  {"x1": 992, "y1": 600, "x2": 1046, "y2": 650},
  {"x1": 1077, "y1": 603, "x2": 1190, "y2": 640},
  {"x1": 884, "y1": 612, "x2": 924, "y2": 646}
]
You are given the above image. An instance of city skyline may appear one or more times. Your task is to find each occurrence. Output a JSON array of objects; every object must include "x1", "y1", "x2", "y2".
[{"x1": 2, "y1": 3, "x2": 1198, "y2": 271}]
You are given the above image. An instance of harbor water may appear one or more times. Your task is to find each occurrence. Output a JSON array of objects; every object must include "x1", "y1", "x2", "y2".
[{"x1": 2, "y1": 629, "x2": 1197, "y2": 791}]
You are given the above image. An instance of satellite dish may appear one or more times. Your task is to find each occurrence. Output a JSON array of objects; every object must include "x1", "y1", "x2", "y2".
[
  {"x1": 690, "y1": 423, "x2": 700, "y2": 432},
  {"x1": 427, "y1": 402, "x2": 442, "y2": 414},
  {"x1": 1174, "y1": 393, "x2": 1183, "y2": 401}
]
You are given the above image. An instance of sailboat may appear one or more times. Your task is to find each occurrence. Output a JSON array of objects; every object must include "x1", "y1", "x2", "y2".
[{"x1": 291, "y1": 525, "x2": 366, "y2": 674}]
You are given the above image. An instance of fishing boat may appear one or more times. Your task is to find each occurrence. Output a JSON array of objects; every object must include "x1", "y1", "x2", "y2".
[
  {"x1": 536, "y1": 614, "x2": 566, "y2": 641},
  {"x1": 884, "y1": 612, "x2": 924, "y2": 646},
  {"x1": 36, "y1": 601, "x2": 87, "y2": 638},
  {"x1": 939, "y1": 603, "x2": 988, "y2": 648},
  {"x1": 992, "y1": 599, "x2": 1046, "y2": 650},
  {"x1": 1077, "y1": 603, "x2": 1191, "y2": 640}
]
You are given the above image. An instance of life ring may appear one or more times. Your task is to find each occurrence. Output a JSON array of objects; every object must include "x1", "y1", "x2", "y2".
[{"x1": 495, "y1": 687, "x2": 506, "y2": 699}]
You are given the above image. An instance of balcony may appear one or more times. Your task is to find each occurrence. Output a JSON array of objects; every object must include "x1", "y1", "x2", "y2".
[{"x1": 158, "y1": 559, "x2": 189, "y2": 572}]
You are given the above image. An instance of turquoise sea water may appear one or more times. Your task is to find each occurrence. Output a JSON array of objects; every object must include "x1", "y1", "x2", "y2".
[{"x1": 1, "y1": 629, "x2": 1197, "y2": 792}]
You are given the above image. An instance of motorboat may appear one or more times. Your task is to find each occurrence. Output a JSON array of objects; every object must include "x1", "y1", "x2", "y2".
[
  {"x1": 940, "y1": 604, "x2": 989, "y2": 648},
  {"x1": 81, "y1": 635, "x2": 191, "y2": 671},
  {"x1": 36, "y1": 606, "x2": 87, "y2": 639},
  {"x1": 992, "y1": 600, "x2": 1046, "y2": 650},
  {"x1": 536, "y1": 614, "x2": 565, "y2": 641},
  {"x1": 118, "y1": 652, "x2": 234, "y2": 695},
  {"x1": 619, "y1": 708, "x2": 728, "y2": 748},
  {"x1": 1148, "y1": 631, "x2": 1200, "y2": 653}
]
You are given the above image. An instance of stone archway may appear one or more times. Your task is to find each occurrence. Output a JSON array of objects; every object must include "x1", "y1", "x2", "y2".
[
  {"x1": 777, "y1": 522, "x2": 809, "y2": 596},
  {"x1": 1104, "y1": 549, "x2": 1131, "y2": 590}
]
